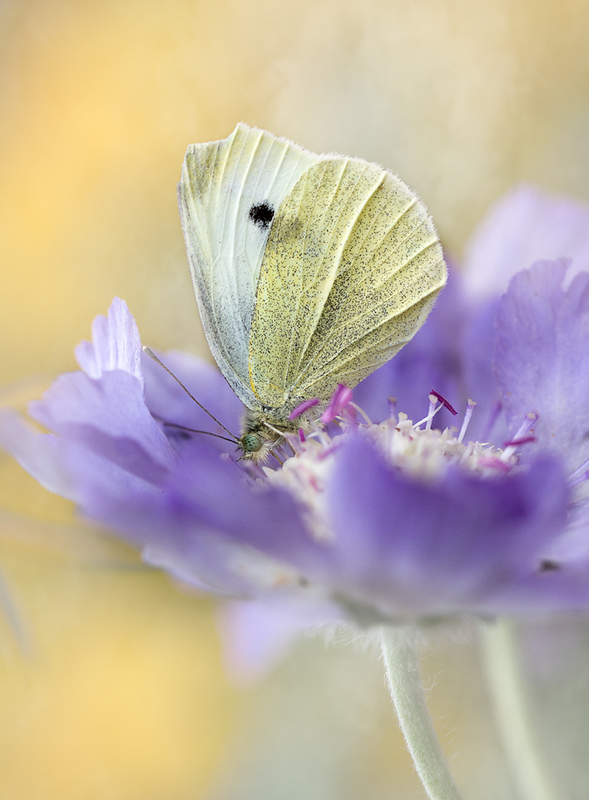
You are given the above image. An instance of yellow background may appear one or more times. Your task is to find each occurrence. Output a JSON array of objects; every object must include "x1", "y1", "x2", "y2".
[{"x1": 1, "y1": 1, "x2": 588, "y2": 797}]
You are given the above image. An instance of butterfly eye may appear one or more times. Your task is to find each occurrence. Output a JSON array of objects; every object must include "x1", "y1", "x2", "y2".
[
  {"x1": 248, "y1": 202, "x2": 274, "y2": 230},
  {"x1": 240, "y1": 433, "x2": 263, "y2": 454}
]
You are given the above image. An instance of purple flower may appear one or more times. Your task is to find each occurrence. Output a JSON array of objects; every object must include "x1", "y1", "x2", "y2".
[{"x1": 2, "y1": 185, "x2": 589, "y2": 626}]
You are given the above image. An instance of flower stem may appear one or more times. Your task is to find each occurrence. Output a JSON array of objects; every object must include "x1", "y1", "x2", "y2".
[
  {"x1": 380, "y1": 626, "x2": 463, "y2": 800},
  {"x1": 481, "y1": 619, "x2": 563, "y2": 800}
]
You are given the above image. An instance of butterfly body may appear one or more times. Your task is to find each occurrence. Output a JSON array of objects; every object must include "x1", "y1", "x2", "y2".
[{"x1": 179, "y1": 123, "x2": 446, "y2": 459}]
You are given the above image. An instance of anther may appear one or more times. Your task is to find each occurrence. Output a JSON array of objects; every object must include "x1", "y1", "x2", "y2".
[
  {"x1": 429, "y1": 389, "x2": 458, "y2": 416},
  {"x1": 289, "y1": 398, "x2": 320, "y2": 420},
  {"x1": 321, "y1": 384, "x2": 353, "y2": 424}
]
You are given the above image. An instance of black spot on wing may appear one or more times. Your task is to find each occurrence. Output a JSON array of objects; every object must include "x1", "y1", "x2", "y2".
[{"x1": 249, "y1": 202, "x2": 275, "y2": 230}]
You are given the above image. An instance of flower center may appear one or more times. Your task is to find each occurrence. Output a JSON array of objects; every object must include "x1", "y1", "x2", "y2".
[{"x1": 265, "y1": 389, "x2": 529, "y2": 541}]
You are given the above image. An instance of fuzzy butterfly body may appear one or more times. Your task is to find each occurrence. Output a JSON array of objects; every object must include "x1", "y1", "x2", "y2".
[{"x1": 178, "y1": 123, "x2": 447, "y2": 459}]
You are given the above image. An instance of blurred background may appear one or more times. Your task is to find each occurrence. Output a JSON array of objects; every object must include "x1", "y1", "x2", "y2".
[{"x1": 1, "y1": 0, "x2": 589, "y2": 797}]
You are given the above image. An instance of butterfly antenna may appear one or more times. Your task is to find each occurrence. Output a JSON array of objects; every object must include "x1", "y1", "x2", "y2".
[
  {"x1": 150, "y1": 414, "x2": 238, "y2": 445},
  {"x1": 142, "y1": 346, "x2": 238, "y2": 441}
]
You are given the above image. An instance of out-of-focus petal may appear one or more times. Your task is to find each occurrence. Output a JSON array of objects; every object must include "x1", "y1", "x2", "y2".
[
  {"x1": 0, "y1": 410, "x2": 75, "y2": 499},
  {"x1": 216, "y1": 601, "x2": 324, "y2": 684},
  {"x1": 319, "y1": 437, "x2": 572, "y2": 618},
  {"x1": 494, "y1": 260, "x2": 589, "y2": 480},
  {"x1": 463, "y1": 185, "x2": 589, "y2": 303},
  {"x1": 540, "y1": 502, "x2": 589, "y2": 569}
]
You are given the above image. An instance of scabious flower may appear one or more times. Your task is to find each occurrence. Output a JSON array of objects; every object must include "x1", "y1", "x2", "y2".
[{"x1": 2, "y1": 185, "x2": 589, "y2": 629}]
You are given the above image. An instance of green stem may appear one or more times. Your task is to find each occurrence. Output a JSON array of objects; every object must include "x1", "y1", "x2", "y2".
[
  {"x1": 481, "y1": 619, "x2": 562, "y2": 800},
  {"x1": 380, "y1": 626, "x2": 463, "y2": 800}
]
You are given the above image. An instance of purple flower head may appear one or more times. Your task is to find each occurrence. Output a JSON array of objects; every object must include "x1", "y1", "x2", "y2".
[{"x1": 3, "y1": 186, "x2": 589, "y2": 626}]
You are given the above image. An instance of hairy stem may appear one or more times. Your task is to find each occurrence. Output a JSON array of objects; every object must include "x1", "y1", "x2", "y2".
[{"x1": 380, "y1": 626, "x2": 463, "y2": 800}]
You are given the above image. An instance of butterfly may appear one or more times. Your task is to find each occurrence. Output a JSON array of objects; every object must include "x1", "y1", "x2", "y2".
[{"x1": 178, "y1": 123, "x2": 446, "y2": 460}]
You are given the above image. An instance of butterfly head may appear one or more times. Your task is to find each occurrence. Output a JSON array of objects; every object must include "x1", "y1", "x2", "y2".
[{"x1": 238, "y1": 406, "x2": 304, "y2": 462}]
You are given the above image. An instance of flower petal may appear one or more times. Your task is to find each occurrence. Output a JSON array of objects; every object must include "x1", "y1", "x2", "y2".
[
  {"x1": 463, "y1": 185, "x2": 589, "y2": 303},
  {"x1": 320, "y1": 437, "x2": 572, "y2": 618},
  {"x1": 75, "y1": 297, "x2": 144, "y2": 385},
  {"x1": 0, "y1": 410, "x2": 76, "y2": 499},
  {"x1": 28, "y1": 370, "x2": 174, "y2": 483},
  {"x1": 494, "y1": 260, "x2": 589, "y2": 481}
]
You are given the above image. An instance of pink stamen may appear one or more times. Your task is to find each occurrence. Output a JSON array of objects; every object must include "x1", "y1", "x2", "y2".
[
  {"x1": 308, "y1": 473, "x2": 320, "y2": 491},
  {"x1": 429, "y1": 389, "x2": 457, "y2": 416},
  {"x1": 321, "y1": 384, "x2": 353, "y2": 424},
  {"x1": 478, "y1": 456, "x2": 512, "y2": 474},
  {"x1": 502, "y1": 435, "x2": 537, "y2": 448},
  {"x1": 298, "y1": 428, "x2": 306, "y2": 443},
  {"x1": 316, "y1": 440, "x2": 342, "y2": 461},
  {"x1": 289, "y1": 397, "x2": 320, "y2": 420},
  {"x1": 502, "y1": 412, "x2": 539, "y2": 462}
]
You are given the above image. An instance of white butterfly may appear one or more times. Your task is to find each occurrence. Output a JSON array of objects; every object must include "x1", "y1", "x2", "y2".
[{"x1": 178, "y1": 123, "x2": 446, "y2": 459}]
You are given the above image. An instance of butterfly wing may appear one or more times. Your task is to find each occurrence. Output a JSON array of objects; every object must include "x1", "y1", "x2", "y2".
[
  {"x1": 248, "y1": 157, "x2": 446, "y2": 409},
  {"x1": 179, "y1": 123, "x2": 319, "y2": 408}
]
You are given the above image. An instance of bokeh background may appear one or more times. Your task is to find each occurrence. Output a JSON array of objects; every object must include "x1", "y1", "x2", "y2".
[{"x1": 1, "y1": 0, "x2": 589, "y2": 797}]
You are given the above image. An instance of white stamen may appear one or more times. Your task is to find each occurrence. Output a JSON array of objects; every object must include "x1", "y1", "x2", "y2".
[
  {"x1": 458, "y1": 399, "x2": 477, "y2": 444},
  {"x1": 349, "y1": 402, "x2": 373, "y2": 425},
  {"x1": 415, "y1": 394, "x2": 442, "y2": 430}
]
